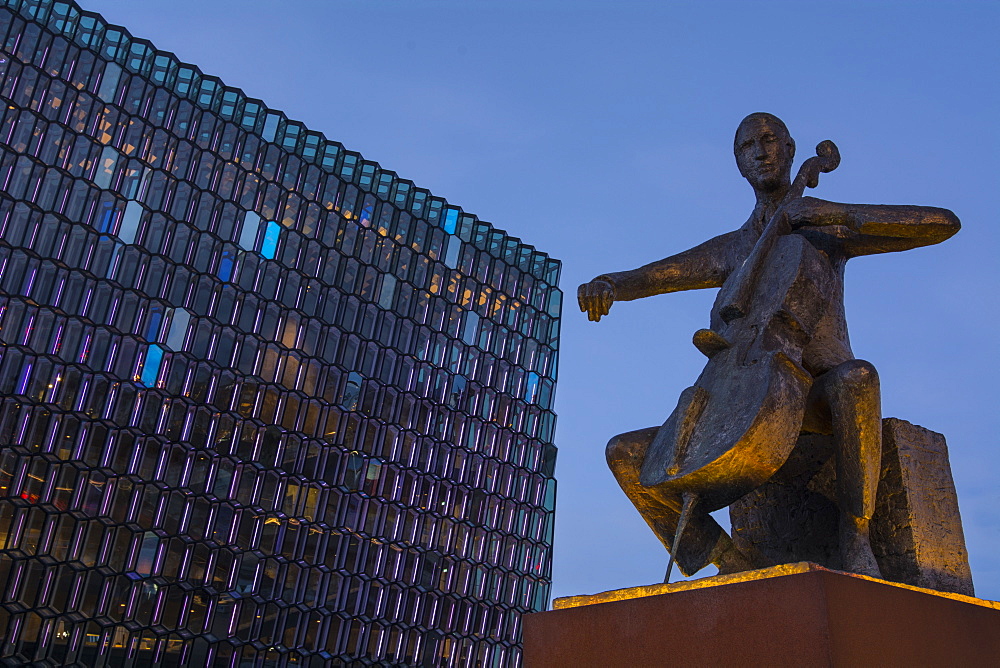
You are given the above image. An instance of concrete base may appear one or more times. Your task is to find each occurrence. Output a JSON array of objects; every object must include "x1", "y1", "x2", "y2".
[{"x1": 524, "y1": 564, "x2": 1000, "y2": 667}]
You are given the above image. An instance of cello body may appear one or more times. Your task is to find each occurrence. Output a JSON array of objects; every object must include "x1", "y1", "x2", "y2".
[{"x1": 639, "y1": 232, "x2": 838, "y2": 512}]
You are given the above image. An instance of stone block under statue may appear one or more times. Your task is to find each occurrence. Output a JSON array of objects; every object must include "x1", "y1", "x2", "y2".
[
  {"x1": 523, "y1": 564, "x2": 1000, "y2": 667},
  {"x1": 731, "y1": 417, "x2": 973, "y2": 595}
]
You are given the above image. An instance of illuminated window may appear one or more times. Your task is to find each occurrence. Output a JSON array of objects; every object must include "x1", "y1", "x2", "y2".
[
  {"x1": 145, "y1": 304, "x2": 164, "y2": 341},
  {"x1": 443, "y1": 208, "x2": 458, "y2": 234},
  {"x1": 217, "y1": 249, "x2": 236, "y2": 281},
  {"x1": 261, "y1": 220, "x2": 281, "y2": 259},
  {"x1": 140, "y1": 344, "x2": 165, "y2": 386},
  {"x1": 525, "y1": 371, "x2": 540, "y2": 403},
  {"x1": 97, "y1": 201, "x2": 116, "y2": 233}
]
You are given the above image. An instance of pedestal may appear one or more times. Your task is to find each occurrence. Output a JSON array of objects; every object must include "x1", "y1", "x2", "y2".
[{"x1": 523, "y1": 563, "x2": 1000, "y2": 667}]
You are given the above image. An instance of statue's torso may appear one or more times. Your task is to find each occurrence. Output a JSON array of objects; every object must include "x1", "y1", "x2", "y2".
[{"x1": 714, "y1": 212, "x2": 854, "y2": 377}]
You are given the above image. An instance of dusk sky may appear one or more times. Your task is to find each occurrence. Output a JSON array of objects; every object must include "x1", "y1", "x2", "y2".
[{"x1": 86, "y1": 0, "x2": 1000, "y2": 601}]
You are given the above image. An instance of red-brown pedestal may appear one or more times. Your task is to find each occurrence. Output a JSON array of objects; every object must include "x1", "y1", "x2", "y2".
[{"x1": 524, "y1": 564, "x2": 1000, "y2": 667}]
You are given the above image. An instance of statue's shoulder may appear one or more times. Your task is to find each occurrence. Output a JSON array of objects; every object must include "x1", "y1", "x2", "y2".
[{"x1": 724, "y1": 224, "x2": 761, "y2": 265}]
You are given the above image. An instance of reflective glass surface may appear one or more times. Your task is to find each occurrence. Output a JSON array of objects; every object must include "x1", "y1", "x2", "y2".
[{"x1": 0, "y1": 1, "x2": 561, "y2": 665}]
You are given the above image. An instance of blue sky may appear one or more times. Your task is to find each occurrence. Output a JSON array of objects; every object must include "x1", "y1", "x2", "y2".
[{"x1": 85, "y1": 0, "x2": 1000, "y2": 600}]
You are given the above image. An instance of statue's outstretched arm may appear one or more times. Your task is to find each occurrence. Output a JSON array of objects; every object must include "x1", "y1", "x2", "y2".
[
  {"x1": 578, "y1": 230, "x2": 740, "y2": 322},
  {"x1": 843, "y1": 203, "x2": 960, "y2": 256},
  {"x1": 782, "y1": 197, "x2": 961, "y2": 256}
]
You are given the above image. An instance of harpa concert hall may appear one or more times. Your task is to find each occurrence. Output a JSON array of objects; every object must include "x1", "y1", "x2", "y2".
[{"x1": 0, "y1": 0, "x2": 561, "y2": 665}]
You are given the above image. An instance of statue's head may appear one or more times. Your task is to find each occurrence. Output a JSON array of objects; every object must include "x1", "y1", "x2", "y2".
[{"x1": 734, "y1": 112, "x2": 795, "y2": 193}]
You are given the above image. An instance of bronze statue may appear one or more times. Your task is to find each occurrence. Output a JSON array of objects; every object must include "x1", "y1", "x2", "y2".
[{"x1": 579, "y1": 113, "x2": 961, "y2": 581}]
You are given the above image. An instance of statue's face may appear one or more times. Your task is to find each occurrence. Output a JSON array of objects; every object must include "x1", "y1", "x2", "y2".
[{"x1": 735, "y1": 116, "x2": 794, "y2": 193}]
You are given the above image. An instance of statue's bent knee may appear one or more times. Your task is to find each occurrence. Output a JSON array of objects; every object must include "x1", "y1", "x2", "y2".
[
  {"x1": 833, "y1": 359, "x2": 879, "y2": 390},
  {"x1": 606, "y1": 434, "x2": 636, "y2": 476},
  {"x1": 604, "y1": 427, "x2": 659, "y2": 488},
  {"x1": 606, "y1": 428, "x2": 658, "y2": 480}
]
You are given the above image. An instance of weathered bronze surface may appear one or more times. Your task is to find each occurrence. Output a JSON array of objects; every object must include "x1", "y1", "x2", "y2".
[{"x1": 580, "y1": 113, "x2": 964, "y2": 587}]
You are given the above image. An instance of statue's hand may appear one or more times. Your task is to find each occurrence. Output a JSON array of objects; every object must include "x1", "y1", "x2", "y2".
[{"x1": 578, "y1": 278, "x2": 616, "y2": 322}]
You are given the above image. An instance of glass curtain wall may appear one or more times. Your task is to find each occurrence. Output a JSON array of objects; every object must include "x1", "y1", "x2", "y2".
[{"x1": 0, "y1": 1, "x2": 561, "y2": 665}]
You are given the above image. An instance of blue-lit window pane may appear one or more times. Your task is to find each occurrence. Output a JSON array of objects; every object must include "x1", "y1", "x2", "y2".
[
  {"x1": 140, "y1": 344, "x2": 165, "y2": 386},
  {"x1": 218, "y1": 250, "x2": 235, "y2": 281},
  {"x1": 443, "y1": 208, "x2": 458, "y2": 234},
  {"x1": 525, "y1": 371, "x2": 540, "y2": 403},
  {"x1": 98, "y1": 202, "x2": 116, "y2": 233},
  {"x1": 145, "y1": 305, "x2": 164, "y2": 341},
  {"x1": 260, "y1": 221, "x2": 281, "y2": 259}
]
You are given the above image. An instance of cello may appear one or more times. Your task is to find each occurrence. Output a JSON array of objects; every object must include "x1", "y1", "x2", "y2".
[{"x1": 638, "y1": 141, "x2": 842, "y2": 580}]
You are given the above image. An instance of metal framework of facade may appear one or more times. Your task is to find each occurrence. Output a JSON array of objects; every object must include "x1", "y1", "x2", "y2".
[{"x1": 0, "y1": 1, "x2": 561, "y2": 664}]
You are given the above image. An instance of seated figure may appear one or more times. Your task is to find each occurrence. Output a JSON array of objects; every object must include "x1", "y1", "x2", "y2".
[{"x1": 578, "y1": 113, "x2": 968, "y2": 592}]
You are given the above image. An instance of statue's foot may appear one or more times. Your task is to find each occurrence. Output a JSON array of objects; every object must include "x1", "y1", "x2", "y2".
[
  {"x1": 840, "y1": 514, "x2": 882, "y2": 579},
  {"x1": 711, "y1": 539, "x2": 757, "y2": 576}
]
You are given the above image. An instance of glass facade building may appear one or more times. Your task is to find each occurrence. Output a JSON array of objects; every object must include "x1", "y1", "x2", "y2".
[{"x1": 0, "y1": 0, "x2": 561, "y2": 665}]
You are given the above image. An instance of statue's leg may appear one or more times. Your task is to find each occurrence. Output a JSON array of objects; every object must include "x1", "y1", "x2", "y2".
[
  {"x1": 606, "y1": 428, "x2": 755, "y2": 576},
  {"x1": 813, "y1": 359, "x2": 883, "y2": 578}
]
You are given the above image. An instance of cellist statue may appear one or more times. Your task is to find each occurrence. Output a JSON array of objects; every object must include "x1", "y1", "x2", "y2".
[{"x1": 578, "y1": 113, "x2": 960, "y2": 580}]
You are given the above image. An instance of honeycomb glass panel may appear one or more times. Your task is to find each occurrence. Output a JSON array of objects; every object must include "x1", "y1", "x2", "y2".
[{"x1": 0, "y1": 0, "x2": 560, "y2": 664}]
